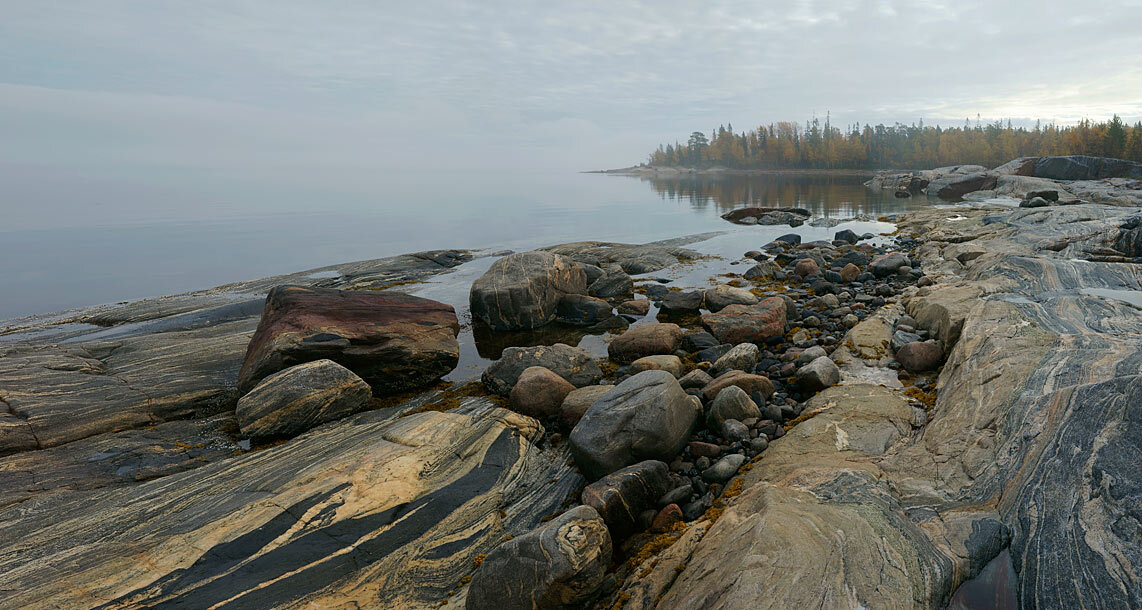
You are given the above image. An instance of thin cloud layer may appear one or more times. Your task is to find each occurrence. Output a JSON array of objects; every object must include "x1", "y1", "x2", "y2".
[{"x1": 2, "y1": 0, "x2": 1140, "y2": 173}]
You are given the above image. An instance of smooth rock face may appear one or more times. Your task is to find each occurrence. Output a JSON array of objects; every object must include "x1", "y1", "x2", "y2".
[
  {"x1": 705, "y1": 385, "x2": 761, "y2": 430},
  {"x1": 704, "y1": 285, "x2": 759, "y2": 312},
  {"x1": 560, "y1": 385, "x2": 614, "y2": 428},
  {"x1": 702, "y1": 371, "x2": 775, "y2": 402},
  {"x1": 483, "y1": 343, "x2": 603, "y2": 395},
  {"x1": 896, "y1": 341, "x2": 943, "y2": 372},
  {"x1": 569, "y1": 370, "x2": 699, "y2": 480},
  {"x1": 235, "y1": 359, "x2": 373, "y2": 441},
  {"x1": 659, "y1": 290, "x2": 704, "y2": 313},
  {"x1": 237, "y1": 285, "x2": 460, "y2": 395},
  {"x1": 580, "y1": 460, "x2": 671, "y2": 537},
  {"x1": 469, "y1": 251, "x2": 587, "y2": 331},
  {"x1": 797, "y1": 356, "x2": 841, "y2": 391},
  {"x1": 510, "y1": 366, "x2": 576, "y2": 418},
  {"x1": 1034, "y1": 154, "x2": 1142, "y2": 180},
  {"x1": 466, "y1": 505, "x2": 612, "y2": 610},
  {"x1": 701, "y1": 297, "x2": 786, "y2": 344},
  {"x1": 711, "y1": 343, "x2": 759, "y2": 376},
  {"x1": 932, "y1": 171, "x2": 998, "y2": 200},
  {"x1": 629, "y1": 355, "x2": 684, "y2": 378},
  {"x1": 608, "y1": 323, "x2": 683, "y2": 364}
]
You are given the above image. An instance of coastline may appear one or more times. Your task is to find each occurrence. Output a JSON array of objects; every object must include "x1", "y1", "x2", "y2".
[{"x1": 584, "y1": 165, "x2": 882, "y2": 177}]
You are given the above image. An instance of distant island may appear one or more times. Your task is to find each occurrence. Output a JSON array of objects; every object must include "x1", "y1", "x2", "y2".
[{"x1": 600, "y1": 115, "x2": 1142, "y2": 173}]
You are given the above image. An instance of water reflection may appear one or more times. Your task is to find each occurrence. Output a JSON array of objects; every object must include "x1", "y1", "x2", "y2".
[{"x1": 639, "y1": 172, "x2": 932, "y2": 218}]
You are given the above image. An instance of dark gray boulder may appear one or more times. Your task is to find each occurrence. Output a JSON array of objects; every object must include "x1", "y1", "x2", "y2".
[
  {"x1": 834, "y1": 229, "x2": 859, "y2": 244},
  {"x1": 465, "y1": 505, "x2": 612, "y2": 610},
  {"x1": 483, "y1": 343, "x2": 603, "y2": 395},
  {"x1": 580, "y1": 460, "x2": 671, "y2": 537},
  {"x1": 1019, "y1": 196, "x2": 1050, "y2": 208},
  {"x1": 236, "y1": 359, "x2": 373, "y2": 442},
  {"x1": 797, "y1": 356, "x2": 840, "y2": 391},
  {"x1": 588, "y1": 268, "x2": 634, "y2": 299},
  {"x1": 569, "y1": 370, "x2": 700, "y2": 480},
  {"x1": 1026, "y1": 189, "x2": 1059, "y2": 201},
  {"x1": 469, "y1": 251, "x2": 587, "y2": 331},
  {"x1": 870, "y1": 252, "x2": 909, "y2": 277},
  {"x1": 659, "y1": 290, "x2": 704, "y2": 314},
  {"x1": 1033, "y1": 155, "x2": 1142, "y2": 180},
  {"x1": 931, "y1": 172, "x2": 998, "y2": 200},
  {"x1": 555, "y1": 294, "x2": 614, "y2": 326},
  {"x1": 705, "y1": 385, "x2": 761, "y2": 430}
]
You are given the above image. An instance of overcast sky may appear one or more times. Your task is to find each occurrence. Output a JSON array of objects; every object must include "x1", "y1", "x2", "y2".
[{"x1": 2, "y1": 0, "x2": 1141, "y2": 173}]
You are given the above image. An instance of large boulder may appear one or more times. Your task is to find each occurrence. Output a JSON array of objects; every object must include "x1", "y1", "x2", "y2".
[
  {"x1": 704, "y1": 285, "x2": 758, "y2": 312},
  {"x1": 700, "y1": 297, "x2": 786, "y2": 344},
  {"x1": 560, "y1": 385, "x2": 615, "y2": 428},
  {"x1": 705, "y1": 385, "x2": 761, "y2": 430},
  {"x1": 993, "y1": 157, "x2": 1038, "y2": 176},
  {"x1": 930, "y1": 172, "x2": 998, "y2": 200},
  {"x1": 588, "y1": 268, "x2": 634, "y2": 299},
  {"x1": 555, "y1": 294, "x2": 614, "y2": 326},
  {"x1": 237, "y1": 285, "x2": 460, "y2": 395},
  {"x1": 1034, "y1": 155, "x2": 1142, "y2": 180},
  {"x1": 469, "y1": 251, "x2": 588, "y2": 331},
  {"x1": 710, "y1": 343, "x2": 759, "y2": 376},
  {"x1": 870, "y1": 252, "x2": 909, "y2": 277},
  {"x1": 465, "y1": 505, "x2": 612, "y2": 610},
  {"x1": 608, "y1": 323, "x2": 683, "y2": 363},
  {"x1": 483, "y1": 343, "x2": 603, "y2": 395},
  {"x1": 581, "y1": 460, "x2": 672, "y2": 537},
  {"x1": 896, "y1": 341, "x2": 943, "y2": 372},
  {"x1": 509, "y1": 366, "x2": 575, "y2": 418},
  {"x1": 797, "y1": 356, "x2": 841, "y2": 391},
  {"x1": 236, "y1": 359, "x2": 373, "y2": 441},
  {"x1": 569, "y1": 370, "x2": 700, "y2": 479}
]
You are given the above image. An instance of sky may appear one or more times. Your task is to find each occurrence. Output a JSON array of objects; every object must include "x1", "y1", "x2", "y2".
[{"x1": 2, "y1": 0, "x2": 1142, "y2": 175}]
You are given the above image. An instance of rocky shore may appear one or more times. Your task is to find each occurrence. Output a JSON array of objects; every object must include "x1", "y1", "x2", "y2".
[{"x1": 1, "y1": 159, "x2": 1140, "y2": 609}]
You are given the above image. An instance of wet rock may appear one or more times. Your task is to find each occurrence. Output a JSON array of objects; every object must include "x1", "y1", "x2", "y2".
[
  {"x1": 775, "y1": 233, "x2": 802, "y2": 245},
  {"x1": 870, "y1": 252, "x2": 909, "y2": 277},
  {"x1": 580, "y1": 460, "x2": 672, "y2": 537},
  {"x1": 629, "y1": 355, "x2": 684, "y2": 378},
  {"x1": 834, "y1": 229, "x2": 859, "y2": 244},
  {"x1": 483, "y1": 343, "x2": 603, "y2": 395},
  {"x1": 895, "y1": 341, "x2": 943, "y2": 372},
  {"x1": 238, "y1": 285, "x2": 460, "y2": 395},
  {"x1": 617, "y1": 299, "x2": 650, "y2": 316},
  {"x1": 704, "y1": 284, "x2": 759, "y2": 312},
  {"x1": 702, "y1": 370, "x2": 775, "y2": 402},
  {"x1": 710, "y1": 343, "x2": 759, "y2": 376},
  {"x1": 510, "y1": 366, "x2": 576, "y2": 418},
  {"x1": 701, "y1": 453, "x2": 746, "y2": 483},
  {"x1": 744, "y1": 261, "x2": 780, "y2": 280},
  {"x1": 658, "y1": 484, "x2": 693, "y2": 507},
  {"x1": 696, "y1": 344, "x2": 733, "y2": 364},
  {"x1": 235, "y1": 359, "x2": 373, "y2": 442},
  {"x1": 651, "y1": 504, "x2": 684, "y2": 532},
  {"x1": 466, "y1": 505, "x2": 611, "y2": 610},
  {"x1": 681, "y1": 330, "x2": 719, "y2": 352},
  {"x1": 722, "y1": 207, "x2": 811, "y2": 226},
  {"x1": 840, "y1": 263, "x2": 861, "y2": 282},
  {"x1": 555, "y1": 294, "x2": 615, "y2": 326},
  {"x1": 701, "y1": 297, "x2": 787, "y2": 344},
  {"x1": 659, "y1": 290, "x2": 704, "y2": 314},
  {"x1": 588, "y1": 268, "x2": 634, "y2": 299},
  {"x1": 679, "y1": 369, "x2": 714, "y2": 390},
  {"x1": 706, "y1": 385, "x2": 761, "y2": 430},
  {"x1": 891, "y1": 329, "x2": 921, "y2": 352},
  {"x1": 644, "y1": 283, "x2": 670, "y2": 300},
  {"x1": 794, "y1": 258, "x2": 821, "y2": 277},
  {"x1": 579, "y1": 263, "x2": 606, "y2": 284},
  {"x1": 608, "y1": 323, "x2": 683, "y2": 364},
  {"x1": 560, "y1": 385, "x2": 615, "y2": 428},
  {"x1": 469, "y1": 251, "x2": 587, "y2": 331},
  {"x1": 569, "y1": 370, "x2": 700, "y2": 479},
  {"x1": 797, "y1": 356, "x2": 841, "y2": 391}
]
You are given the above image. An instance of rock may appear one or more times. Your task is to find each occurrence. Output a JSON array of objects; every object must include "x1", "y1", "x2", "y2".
[
  {"x1": 696, "y1": 344, "x2": 733, "y2": 364},
  {"x1": 483, "y1": 343, "x2": 603, "y2": 395},
  {"x1": 795, "y1": 345, "x2": 828, "y2": 366},
  {"x1": 659, "y1": 290, "x2": 704, "y2": 314},
  {"x1": 629, "y1": 355, "x2": 684, "y2": 378},
  {"x1": 579, "y1": 263, "x2": 606, "y2": 284},
  {"x1": 931, "y1": 172, "x2": 998, "y2": 200},
  {"x1": 617, "y1": 299, "x2": 650, "y2": 316},
  {"x1": 894, "y1": 189, "x2": 911, "y2": 198},
  {"x1": 797, "y1": 356, "x2": 841, "y2": 391},
  {"x1": 644, "y1": 283, "x2": 669, "y2": 300},
  {"x1": 701, "y1": 453, "x2": 747, "y2": 483},
  {"x1": 678, "y1": 369, "x2": 714, "y2": 390},
  {"x1": 1018, "y1": 196, "x2": 1049, "y2": 208},
  {"x1": 238, "y1": 285, "x2": 460, "y2": 395},
  {"x1": 688, "y1": 441, "x2": 722, "y2": 458},
  {"x1": 840, "y1": 263, "x2": 861, "y2": 282},
  {"x1": 681, "y1": 331, "x2": 719, "y2": 352},
  {"x1": 466, "y1": 505, "x2": 611, "y2": 610},
  {"x1": 235, "y1": 359, "x2": 373, "y2": 441},
  {"x1": 700, "y1": 297, "x2": 786, "y2": 344},
  {"x1": 744, "y1": 261, "x2": 780, "y2": 280},
  {"x1": 608, "y1": 323, "x2": 683, "y2": 364},
  {"x1": 704, "y1": 285, "x2": 759, "y2": 312},
  {"x1": 588, "y1": 268, "x2": 634, "y2": 299},
  {"x1": 705, "y1": 385, "x2": 761, "y2": 430},
  {"x1": 569, "y1": 371, "x2": 700, "y2": 479},
  {"x1": 870, "y1": 252, "x2": 909, "y2": 277},
  {"x1": 658, "y1": 484, "x2": 693, "y2": 507},
  {"x1": 1033, "y1": 154, "x2": 1142, "y2": 180},
  {"x1": 749, "y1": 436, "x2": 769, "y2": 453},
  {"x1": 710, "y1": 343, "x2": 759, "y2": 376},
  {"x1": 834, "y1": 229, "x2": 859, "y2": 244},
  {"x1": 720, "y1": 419, "x2": 750, "y2": 442},
  {"x1": 580, "y1": 460, "x2": 672, "y2": 537},
  {"x1": 560, "y1": 385, "x2": 615, "y2": 428},
  {"x1": 555, "y1": 294, "x2": 615, "y2": 326},
  {"x1": 702, "y1": 370, "x2": 775, "y2": 402},
  {"x1": 651, "y1": 504, "x2": 684, "y2": 532},
  {"x1": 1026, "y1": 189, "x2": 1059, "y2": 201},
  {"x1": 775, "y1": 233, "x2": 802, "y2": 245},
  {"x1": 993, "y1": 156, "x2": 1038, "y2": 175},
  {"x1": 891, "y1": 330, "x2": 921, "y2": 352},
  {"x1": 722, "y1": 207, "x2": 810, "y2": 226},
  {"x1": 793, "y1": 258, "x2": 821, "y2": 277},
  {"x1": 469, "y1": 251, "x2": 587, "y2": 331},
  {"x1": 543, "y1": 240, "x2": 698, "y2": 275},
  {"x1": 895, "y1": 341, "x2": 943, "y2": 372},
  {"x1": 510, "y1": 366, "x2": 576, "y2": 418}
]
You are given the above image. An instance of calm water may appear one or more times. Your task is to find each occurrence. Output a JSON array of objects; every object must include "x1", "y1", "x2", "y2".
[{"x1": 0, "y1": 170, "x2": 937, "y2": 320}]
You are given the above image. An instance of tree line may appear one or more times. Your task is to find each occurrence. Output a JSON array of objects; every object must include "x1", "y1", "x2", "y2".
[{"x1": 646, "y1": 115, "x2": 1142, "y2": 170}]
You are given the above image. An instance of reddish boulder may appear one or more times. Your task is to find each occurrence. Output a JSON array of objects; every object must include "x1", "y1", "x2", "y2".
[
  {"x1": 794, "y1": 258, "x2": 820, "y2": 277},
  {"x1": 702, "y1": 370, "x2": 775, "y2": 401},
  {"x1": 840, "y1": 263, "x2": 861, "y2": 282},
  {"x1": 608, "y1": 323, "x2": 683, "y2": 364},
  {"x1": 238, "y1": 285, "x2": 459, "y2": 395},
  {"x1": 509, "y1": 366, "x2": 575, "y2": 418},
  {"x1": 700, "y1": 297, "x2": 786, "y2": 344}
]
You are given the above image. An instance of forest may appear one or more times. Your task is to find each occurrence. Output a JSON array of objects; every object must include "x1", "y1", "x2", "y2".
[{"x1": 645, "y1": 115, "x2": 1142, "y2": 170}]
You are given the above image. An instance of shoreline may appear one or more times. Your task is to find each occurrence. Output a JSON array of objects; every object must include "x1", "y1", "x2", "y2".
[{"x1": 585, "y1": 165, "x2": 883, "y2": 177}]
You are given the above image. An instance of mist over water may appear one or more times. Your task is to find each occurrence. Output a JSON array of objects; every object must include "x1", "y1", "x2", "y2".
[{"x1": 0, "y1": 171, "x2": 936, "y2": 320}]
